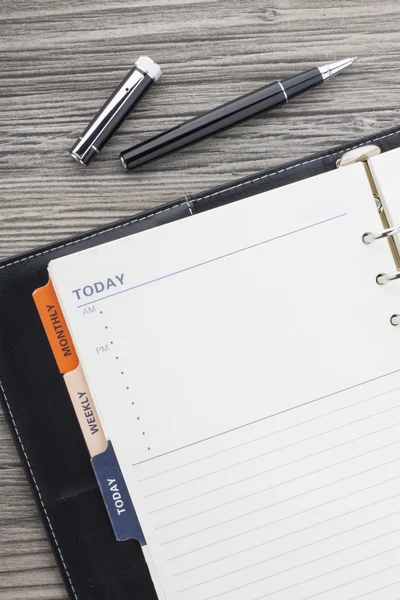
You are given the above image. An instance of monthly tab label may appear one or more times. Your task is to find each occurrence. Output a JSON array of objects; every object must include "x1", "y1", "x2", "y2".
[
  {"x1": 64, "y1": 365, "x2": 107, "y2": 457},
  {"x1": 33, "y1": 280, "x2": 79, "y2": 374},
  {"x1": 92, "y1": 441, "x2": 146, "y2": 544}
]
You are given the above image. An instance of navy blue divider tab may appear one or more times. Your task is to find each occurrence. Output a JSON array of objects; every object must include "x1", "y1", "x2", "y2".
[{"x1": 92, "y1": 441, "x2": 146, "y2": 543}]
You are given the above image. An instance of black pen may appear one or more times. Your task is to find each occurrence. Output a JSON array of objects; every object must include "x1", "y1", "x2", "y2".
[{"x1": 120, "y1": 58, "x2": 357, "y2": 171}]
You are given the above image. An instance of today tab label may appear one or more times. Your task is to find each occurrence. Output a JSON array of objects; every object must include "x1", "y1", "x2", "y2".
[{"x1": 91, "y1": 441, "x2": 146, "y2": 544}]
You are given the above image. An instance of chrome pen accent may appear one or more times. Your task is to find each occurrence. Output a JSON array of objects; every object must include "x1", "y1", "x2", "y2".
[
  {"x1": 278, "y1": 81, "x2": 288, "y2": 102},
  {"x1": 318, "y1": 57, "x2": 358, "y2": 80},
  {"x1": 70, "y1": 56, "x2": 162, "y2": 166}
]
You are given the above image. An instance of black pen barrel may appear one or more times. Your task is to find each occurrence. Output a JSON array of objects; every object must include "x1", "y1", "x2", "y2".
[
  {"x1": 120, "y1": 67, "x2": 324, "y2": 171},
  {"x1": 282, "y1": 68, "x2": 323, "y2": 99},
  {"x1": 120, "y1": 81, "x2": 286, "y2": 170}
]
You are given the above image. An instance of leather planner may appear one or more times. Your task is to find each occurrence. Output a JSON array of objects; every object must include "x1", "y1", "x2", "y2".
[{"x1": 1, "y1": 124, "x2": 400, "y2": 600}]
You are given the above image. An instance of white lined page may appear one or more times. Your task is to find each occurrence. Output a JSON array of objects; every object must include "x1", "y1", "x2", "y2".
[
  {"x1": 49, "y1": 158, "x2": 400, "y2": 599},
  {"x1": 132, "y1": 374, "x2": 400, "y2": 600}
]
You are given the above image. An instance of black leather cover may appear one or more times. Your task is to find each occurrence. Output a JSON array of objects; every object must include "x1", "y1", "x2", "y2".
[{"x1": 1, "y1": 124, "x2": 400, "y2": 600}]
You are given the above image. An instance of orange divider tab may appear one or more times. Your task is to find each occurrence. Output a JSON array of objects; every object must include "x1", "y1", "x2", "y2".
[{"x1": 33, "y1": 279, "x2": 79, "y2": 374}]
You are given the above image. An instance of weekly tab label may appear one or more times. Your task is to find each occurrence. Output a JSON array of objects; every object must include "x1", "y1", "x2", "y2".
[
  {"x1": 64, "y1": 365, "x2": 107, "y2": 457},
  {"x1": 33, "y1": 279, "x2": 79, "y2": 374}
]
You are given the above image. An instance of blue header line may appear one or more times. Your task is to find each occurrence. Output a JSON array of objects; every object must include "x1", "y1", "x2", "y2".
[{"x1": 77, "y1": 213, "x2": 347, "y2": 308}]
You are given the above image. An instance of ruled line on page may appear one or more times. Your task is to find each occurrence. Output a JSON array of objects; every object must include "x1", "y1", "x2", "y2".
[
  {"x1": 143, "y1": 374, "x2": 400, "y2": 598},
  {"x1": 177, "y1": 527, "x2": 400, "y2": 593},
  {"x1": 137, "y1": 387, "x2": 400, "y2": 483},
  {"x1": 145, "y1": 404, "x2": 400, "y2": 498},
  {"x1": 161, "y1": 471, "x2": 400, "y2": 547},
  {"x1": 132, "y1": 368, "x2": 400, "y2": 468},
  {"x1": 162, "y1": 456, "x2": 400, "y2": 533},
  {"x1": 172, "y1": 508, "x2": 400, "y2": 577},
  {"x1": 76, "y1": 212, "x2": 348, "y2": 308},
  {"x1": 297, "y1": 565, "x2": 400, "y2": 600},
  {"x1": 152, "y1": 433, "x2": 400, "y2": 515},
  {"x1": 347, "y1": 579, "x2": 400, "y2": 600},
  {"x1": 204, "y1": 545, "x2": 400, "y2": 600},
  {"x1": 255, "y1": 557, "x2": 400, "y2": 600},
  {"x1": 166, "y1": 490, "x2": 400, "y2": 561}
]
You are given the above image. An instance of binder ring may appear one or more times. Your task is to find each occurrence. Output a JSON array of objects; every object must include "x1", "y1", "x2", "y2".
[
  {"x1": 390, "y1": 314, "x2": 400, "y2": 326},
  {"x1": 362, "y1": 226, "x2": 400, "y2": 244},
  {"x1": 376, "y1": 271, "x2": 400, "y2": 285}
]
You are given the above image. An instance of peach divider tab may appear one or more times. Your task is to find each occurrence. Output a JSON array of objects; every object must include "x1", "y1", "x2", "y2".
[
  {"x1": 33, "y1": 279, "x2": 79, "y2": 374},
  {"x1": 64, "y1": 365, "x2": 107, "y2": 457}
]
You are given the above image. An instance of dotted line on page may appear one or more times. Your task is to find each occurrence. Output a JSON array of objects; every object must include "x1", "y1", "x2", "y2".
[
  {"x1": 0, "y1": 126, "x2": 399, "y2": 598},
  {"x1": 100, "y1": 309, "x2": 151, "y2": 452}
]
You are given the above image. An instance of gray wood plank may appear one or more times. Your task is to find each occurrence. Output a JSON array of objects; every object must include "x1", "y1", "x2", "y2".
[{"x1": 1, "y1": 0, "x2": 400, "y2": 597}]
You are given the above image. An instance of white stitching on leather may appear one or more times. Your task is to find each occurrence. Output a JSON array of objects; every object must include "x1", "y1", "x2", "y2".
[
  {"x1": 0, "y1": 378, "x2": 78, "y2": 600},
  {"x1": 0, "y1": 127, "x2": 399, "y2": 598},
  {"x1": 184, "y1": 196, "x2": 194, "y2": 215},
  {"x1": 195, "y1": 129, "x2": 400, "y2": 202},
  {"x1": 0, "y1": 203, "x2": 185, "y2": 271},
  {"x1": 1, "y1": 128, "x2": 399, "y2": 273}
]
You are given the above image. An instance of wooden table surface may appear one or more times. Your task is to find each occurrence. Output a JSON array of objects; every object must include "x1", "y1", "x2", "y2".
[{"x1": 1, "y1": 1, "x2": 400, "y2": 598}]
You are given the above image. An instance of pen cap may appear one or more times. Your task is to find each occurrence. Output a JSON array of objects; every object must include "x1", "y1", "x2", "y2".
[{"x1": 70, "y1": 56, "x2": 162, "y2": 166}]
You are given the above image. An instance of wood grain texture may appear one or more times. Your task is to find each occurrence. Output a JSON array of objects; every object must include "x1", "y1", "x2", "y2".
[{"x1": 0, "y1": 0, "x2": 400, "y2": 597}]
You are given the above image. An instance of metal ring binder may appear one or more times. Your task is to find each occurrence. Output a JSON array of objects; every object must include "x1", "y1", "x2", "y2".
[
  {"x1": 338, "y1": 143, "x2": 400, "y2": 324},
  {"x1": 336, "y1": 144, "x2": 381, "y2": 168},
  {"x1": 376, "y1": 271, "x2": 400, "y2": 285},
  {"x1": 362, "y1": 226, "x2": 400, "y2": 244},
  {"x1": 370, "y1": 225, "x2": 400, "y2": 286}
]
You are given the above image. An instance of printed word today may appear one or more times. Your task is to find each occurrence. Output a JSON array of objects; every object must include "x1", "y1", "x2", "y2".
[{"x1": 72, "y1": 274, "x2": 125, "y2": 300}]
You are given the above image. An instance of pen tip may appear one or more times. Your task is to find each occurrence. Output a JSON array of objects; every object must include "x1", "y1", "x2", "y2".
[{"x1": 318, "y1": 57, "x2": 358, "y2": 80}]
